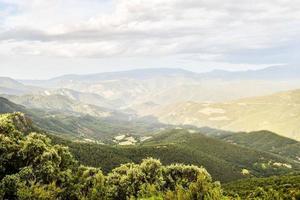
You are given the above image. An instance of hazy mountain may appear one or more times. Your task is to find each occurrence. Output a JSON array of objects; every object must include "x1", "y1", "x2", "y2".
[
  {"x1": 2, "y1": 93, "x2": 115, "y2": 118},
  {"x1": 200, "y1": 65, "x2": 300, "y2": 80},
  {"x1": 146, "y1": 89, "x2": 300, "y2": 141},
  {"x1": 0, "y1": 97, "x2": 168, "y2": 140},
  {"x1": 21, "y1": 65, "x2": 300, "y2": 85},
  {"x1": 0, "y1": 76, "x2": 41, "y2": 95},
  {"x1": 18, "y1": 66, "x2": 300, "y2": 109},
  {"x1": 21, "y1": 68, "x2": 197, "y2": 85},
  {"x1": 39, "y1": 88, "x2": 119, "y2": 108}
]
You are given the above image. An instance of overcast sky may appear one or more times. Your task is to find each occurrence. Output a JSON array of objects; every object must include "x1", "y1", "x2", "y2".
[{"x1": 0, "y1": 0, "x2": 299, "y2": 79}]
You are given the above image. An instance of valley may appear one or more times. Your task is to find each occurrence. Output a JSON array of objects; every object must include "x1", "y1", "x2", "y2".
[{"x1": 1, "y1": 66, "x2": 300, "y2": 199}]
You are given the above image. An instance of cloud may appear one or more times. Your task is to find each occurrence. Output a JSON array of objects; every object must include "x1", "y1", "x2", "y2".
[{"x1": 0, "y1": 0, "x2": 300, "y2": 64}]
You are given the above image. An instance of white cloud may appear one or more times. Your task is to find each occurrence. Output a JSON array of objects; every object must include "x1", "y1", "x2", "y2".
[{"x1": 0, "y1": 0, "x2": 299, "y2": 78}]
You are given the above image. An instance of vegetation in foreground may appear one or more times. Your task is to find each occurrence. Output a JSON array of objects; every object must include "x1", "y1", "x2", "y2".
[
  {"x1": 224, "y1": 174, "x2": 300, "y2": 199},
  {"x1": 1, "y1": 112, "x2": 300, "y2": 200}
]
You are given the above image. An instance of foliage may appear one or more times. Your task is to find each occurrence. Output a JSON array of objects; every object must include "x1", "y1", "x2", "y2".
[
  {"x1": 50, "y1": 129, "x2": 300, "y2": 183},
  {"x1": 220, "y1": 130, "x2": 300, "y2": 161},
  {"x1": 224, "y1": 174, "x2": 300, "y2": 200},
  {"x1": 0, "y1": 113, "x2": 226, "y2": 200},
  {"x1": 1, "y1": 112, "x2": 299, "y2": 200}
]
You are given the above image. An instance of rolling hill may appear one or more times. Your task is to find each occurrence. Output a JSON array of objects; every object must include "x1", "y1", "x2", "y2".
[{"x1": 147, "y1": 89, "x2": 300, "y2": 140}]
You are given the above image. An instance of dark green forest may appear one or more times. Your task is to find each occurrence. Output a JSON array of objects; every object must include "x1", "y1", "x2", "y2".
[
  {"x1": 1, "y1": 112, "x2": 300, "y2": 199},
  {"x1": 50, "y1": 129, "x2": 300, "y2": 183}
]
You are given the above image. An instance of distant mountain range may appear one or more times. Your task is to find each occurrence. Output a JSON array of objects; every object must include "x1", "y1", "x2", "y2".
[
  {"x1": 1, "y1": 65, "x2": 300, "y2": 141},
  {"x1": 20, "y1": 65, "x2": 300, "y2": 84},
  {"x1": 10, "y1": 65, "x2": 300, "y2": 107},
  {"x1": 199, "y1": 65, "x2": 300, "y2": 80}
]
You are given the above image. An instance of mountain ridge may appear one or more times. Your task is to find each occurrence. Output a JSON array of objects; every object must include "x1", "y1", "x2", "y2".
[{"x1": 19, "y1": 65, "x2": 300, "y2": 83}]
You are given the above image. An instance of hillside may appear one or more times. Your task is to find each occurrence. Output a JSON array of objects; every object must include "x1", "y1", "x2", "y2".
[
  {"x1": 2, "y1": 93, "x2": 119, "y2": 118},
  {"x1": 0, "y1": 77, "x2": 41, "y2": 95},
  {"x1": 0, "y1": 97, "x2": 167, "y2": 141},
  {"x1": 0, "y1": 97, "x2": 27, "y2": 113},
  {"x1": 220, "y1": 130, "x2": 300, "y2": 162},
  {"x1": 51, "y1": 129, "x2": 300, "y2": 183},
  {"x1": 39, "y1": 88, "x2": 118, "y2": 108},
  {"x1": 1, "y1": 111, "x2": 299, "y2": 183},
  {"x1": 0, "y1": 112, "x2": 230, "y2": 200},
  {"x1": 1, "y1": 112, "x2": 299, "y2": 199},
  {"x1": 148, "y1": 89, "x2": 300, "y2": 140}
]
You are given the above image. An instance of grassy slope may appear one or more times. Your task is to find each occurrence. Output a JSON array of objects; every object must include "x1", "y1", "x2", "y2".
[{"x1": 153, "y1": 89, "x2": 300, "y2": 140}]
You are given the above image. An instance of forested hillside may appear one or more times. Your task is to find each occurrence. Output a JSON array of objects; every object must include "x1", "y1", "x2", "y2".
[
  {"x1": 0, "y1": 113, "x2": 223, "y2": 199},
  {"x1": 50, "y1": 128, "x2": 300, "y2": 183},
  {"x1": 220, "y1": 130, "x2": 300, "y2": 162},
  {"x1": 1, "y1": 112, "x2": 299, "y2": 199},
  {"x1": 224, "y1": 174, "x2": 300, "y2": 199}
]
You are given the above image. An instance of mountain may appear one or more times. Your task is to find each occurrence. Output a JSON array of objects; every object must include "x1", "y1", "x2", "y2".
[
  {"x1": 21, "y1": 65, "x2": 300, "y2": 85},
  {"x1": 0, "y1": 97, "x2": 167, "y2": 141},
  {"x1": 20, "y1": 68, "x2": 202, "y2": 108},
  {"x1": 2, "y1": 93, "x2": 121, "y2": 118},
  {"x1": 0, "y1": 76, "x2": 41, "y2": 95},
  {"x1": 18, "y1": 66, "x2": 300, "y2": 109},
  {"x1": 148, "y1": 89, "x2": 300, "y2": 140},
  {"x1": 201, "y1": 65, "x2": 300, "y2": 80},
  {"x1": 21, "y1": 68, "x2": 197, "y2": 85},
  {"x1": 40, "y1": 88, "x2": 119, "y2": 108}
]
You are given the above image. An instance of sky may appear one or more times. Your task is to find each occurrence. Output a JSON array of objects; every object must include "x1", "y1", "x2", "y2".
[{"x1": 0, "y1": 0, "x2": 299, "y2": 79}]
